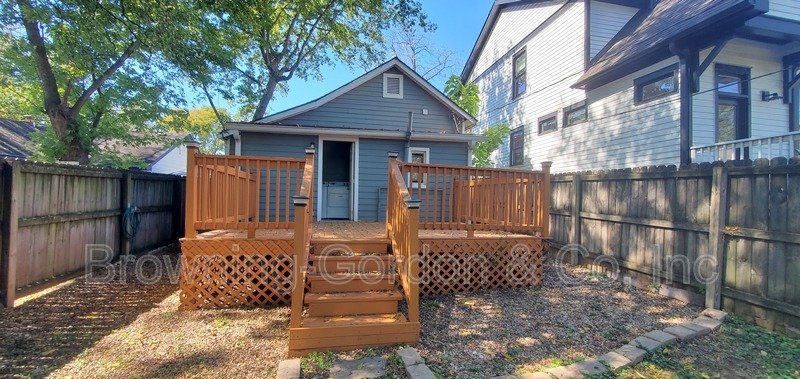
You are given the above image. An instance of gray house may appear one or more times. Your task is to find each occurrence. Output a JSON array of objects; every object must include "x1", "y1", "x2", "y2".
[{"x1": 223, "y1": 58, "x2": 481, "y2": 222}]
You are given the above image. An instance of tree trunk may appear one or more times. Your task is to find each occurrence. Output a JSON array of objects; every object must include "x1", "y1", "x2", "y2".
[
  {"x1": 49, "y1": 112, "x2": 90, "y2": 163},
  {"x1": 252, "y1": 78, "x2": 280, "y2": 121}
]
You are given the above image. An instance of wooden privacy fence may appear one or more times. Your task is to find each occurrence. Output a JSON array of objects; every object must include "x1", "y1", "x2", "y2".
[
  {"x1": 399, "y1": 161, "x2": 551, "y2": 236},
  {"x1": 186, "y1": 148, "x2": 307, "y2": 237},
  {"x1": 549, "y1": 158, "x2": 800, "y2": 334},
  {"x1": 0, "y1": 160, "x2": 184, "y2": 307}
]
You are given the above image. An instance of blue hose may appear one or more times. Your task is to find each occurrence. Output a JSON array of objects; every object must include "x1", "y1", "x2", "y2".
[{"x1": 123, "y1": 205, "x2": 141, "y2": 241}]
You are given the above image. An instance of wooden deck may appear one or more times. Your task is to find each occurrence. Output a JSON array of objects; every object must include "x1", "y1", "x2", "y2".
[{"x1": 195, "y1": 221, "x2": 538, "y2": 240}]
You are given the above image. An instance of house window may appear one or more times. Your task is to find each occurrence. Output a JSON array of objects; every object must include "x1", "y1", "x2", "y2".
[
  {"x1": 510, "y1": 127, "x2": 525, "y2": 166},
  {"x1": 513, "y1": 49, "x2": 527, "y2": 98},
  {"x1": 538, "y1": 112, "x2": 558, "y2": 135},
  {"x1": 563, "y1": 100, "x2": 588, "y2": 127},
  {"x1": 383, "y1": 73, "x2": 404, "y2": 99},
  {"x1": 408, "y1": 147, "x2": 429, "y2": 188},
  {"x1": 715, "y1": 64, "x2": 750, "y2": 144},
  {"x1": 634, "y1": 64, "x2": 678, "y2": 104}
]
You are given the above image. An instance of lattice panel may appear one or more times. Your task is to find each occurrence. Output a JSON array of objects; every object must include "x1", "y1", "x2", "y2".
[
  {"x1": 179, "y1": 239, "x2": 296, "y2": 309},
  {"x1": 418, "y1": 238, "x2": 544, "y2": 296}
]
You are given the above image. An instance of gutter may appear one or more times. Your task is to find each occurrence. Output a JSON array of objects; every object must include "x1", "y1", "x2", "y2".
[{"x1": 225, "y1": 122, "x2": 486, "y2": 143}]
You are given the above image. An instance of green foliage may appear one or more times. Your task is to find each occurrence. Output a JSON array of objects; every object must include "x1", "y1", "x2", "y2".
[
  {"x1": 300, "y1": 351, "x2": 335, "y2": 378},
  {"x1": 472, "y1": 123, "x2": 510, "y2": 167},
  {"x1": 444, "y1": 75, "x2": 479, "y2": 117},
  {"x1": 162, "y1": 107, "x2": 229, "y2": 154}
]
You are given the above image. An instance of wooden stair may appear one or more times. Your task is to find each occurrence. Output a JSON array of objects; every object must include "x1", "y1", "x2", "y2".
[{"x1": 288, "y1": 239, "x2": 419, "y2": 356}]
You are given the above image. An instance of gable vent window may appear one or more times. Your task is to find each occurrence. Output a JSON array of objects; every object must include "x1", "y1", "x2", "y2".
[{"x1": 383, "y1": 73, "x2": 404, "y2": 99}]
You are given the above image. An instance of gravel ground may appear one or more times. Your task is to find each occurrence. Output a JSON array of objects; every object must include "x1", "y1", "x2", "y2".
[
  {"x1": 1, "y1": 254, "x2": 705, "y2": 378},
  {"x1": 417, "y1": 262, "x2": 702, "y2": 378}
]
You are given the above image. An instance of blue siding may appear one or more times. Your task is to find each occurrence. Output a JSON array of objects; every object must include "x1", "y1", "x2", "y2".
[{"x1": 275, "y1": 68, "x2": 459, "y2": 134}]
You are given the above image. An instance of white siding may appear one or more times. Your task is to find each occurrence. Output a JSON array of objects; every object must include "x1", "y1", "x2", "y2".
[
  {"x1": 469, "y1": 0, "x2": 566, "y2": 80},
  {"x1": 149, "y1": 145, "x2": 187, "y2": 175},
  {"x1": 588, "y1": 0, "x2": 638, "y2": 60},
  {"x1": 768, "y1": 0, "x2": 800, "y2": 21},
  {"x1": 692, "y1": 39, "x2": 793, "y2": 147}
]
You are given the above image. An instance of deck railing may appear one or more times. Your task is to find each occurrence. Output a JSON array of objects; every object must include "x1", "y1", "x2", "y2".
[
  {"x1": 398, "y1": 161, "x2": 551, "y2": 237},
  {"x1": 290, "y1": 148, "x2": 316, "y2": 328},
  {"x1": 691, "y1": 131, "x2": 800, "y2": 163},
  {"x1": 386, "y1": 153, "x2": 420, "y2": 323},
  {"x1": 184, "y1": 146, "x2": 310, "y2": 237}
]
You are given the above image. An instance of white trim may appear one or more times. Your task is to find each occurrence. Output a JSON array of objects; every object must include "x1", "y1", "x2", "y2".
[
  {"x1": 226, "y1": 123, "x2": 486, "y2": 143},
  {"x1": 317, "y1": 136, "x2": 359, "y2": 221},
  {"x1": 407, "y1": 147, "x2": 430, "y2": 189},
  {"x1": 382, "y1": 73, "x2": 404, "y2": 99},
  {"x1": 251, "y1": 58, "x2": 476, "y2": 127}
]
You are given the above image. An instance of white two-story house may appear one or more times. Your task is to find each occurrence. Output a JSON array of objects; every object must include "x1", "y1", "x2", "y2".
[{"x1": 462, "y1": 0, "x2": 800, "y2": 172}]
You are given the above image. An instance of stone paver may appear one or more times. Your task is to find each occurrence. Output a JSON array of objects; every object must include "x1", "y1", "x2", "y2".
[
  {"x1": 701, "y1": 308, "x2": 728, "y2": 321},
  {"x1": 397, "y1": 347, "x2": 425, "y2": 367},
  {"x1": 693, "y1": 316, "x2": 723, "y2": 331},
  {"x1": 632, "y1": 335, "x2": 663, "y2": 352},
  {"x1": 573, "y1": 359, "x2": 608, "y2": 375},
  {"x1": 330, "y1": 357, "x2": 386, "y2": 379},
  {"x1": 405, "y1": 362, "x2": 436, "y2": 379},
  {"x1": 277, "y1": 358, "x2": 301, "y2": 379},
  {"x1": 518, "y1": 373, "x2": 551, "y2": 379},
  {"x1": 681, "y1": 321, "x2": 712, "y2": 336},
  {"x1": 597, "y1": 351, "x2": 633, "y2": 370},
  {"x1": 644, "y1": 330, "x2": 678, "y2": 345},
  {"x1": 614, "y1": 344, "x2": 648, "y2": 364},
  {"x1": 544, "y1": 364, "x2": 584, "y2": 378},
  {"x1": 663, "y1": 325, "x2": 700, "y2": 340}
]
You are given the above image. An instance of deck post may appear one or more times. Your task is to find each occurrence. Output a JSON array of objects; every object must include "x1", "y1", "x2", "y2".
[
  {"x1": 291, "y1": 195, "x2": 309, "y2": 328},
  {"x1": 540, "y1": 162, "x2": 552, "y2": 239},
  {"x1": 386, "y1": 152, "x2": 399, "y2": 238},
  {"x1": 184, "y1": 138, "x2": 201, "y2": 238},
  {"x1": 405, "y1": 198, "x2": 421, "y2": 323}
]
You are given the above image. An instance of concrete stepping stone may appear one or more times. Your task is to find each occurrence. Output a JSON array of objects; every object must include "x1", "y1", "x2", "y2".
[
  {"x1": 644, "y1": 330, "x2": 677, "y2": 345},
  {"x1": 681, "y1": 321, "x2": 712, "y2": 336},
  {"x1": 405, "y1": 362, "x2": 436, "y2": 379},
  {"x1": 632, "y1": 335, "x2": 663, "y2": 352},
  {"x1": 701, "y1": 308, "x2": 728, "y2": 321},
  {"x1": 543, "y1": 364, "x2": 583, "y2": 378},
  {"x1": 277, "y1": 358, "x2": 301, "y2": 379},
  {"x1": 330, "y1": 357, "x2": 386, "y2": 379},
  {"x1": 518, "y1": 373, "x2": 551, "y2": 379},
  {"x1": 614, "y1": 344, "x2": 647, "y2": 364},
  {"x1": 663, "y1": 325, "x2": 700, "y2": 340},
  {"x1": 597, "y1": 351, "x2": 633, "y2": 370},
  {"x1": 692, "y1": 316, "x2": 723, "y2": 331},
  {"x1": 573, "y1": 359, "x2": 608, "y2": 375},
  {"x1": 397, "y1": 347, "x2": 425, "y2": 367}
]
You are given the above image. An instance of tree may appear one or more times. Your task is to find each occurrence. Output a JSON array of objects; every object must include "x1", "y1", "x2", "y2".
[
  {"x1": 195, "y1": 0, "x2": 431, "y2": 121},
  {"x1": 162, "y1": 106, "x2": 229, "y2": 154},
  {"x1": 472, "y1": 123, "x2": 510, "y2": 167},
  {"x1": 1, "y1": 0, "x2": 193, "y2": 163},
  {"x1": 390, "y1": 24, "x2": 455, "y2": 82},
  {"x1": 444, "y1": 75, "x2": 479, "y2": 117}
]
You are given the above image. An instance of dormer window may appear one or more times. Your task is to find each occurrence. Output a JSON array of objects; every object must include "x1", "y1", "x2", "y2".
[{"x1": 383, "y1": 73, "x2": 404, "y2": 99}]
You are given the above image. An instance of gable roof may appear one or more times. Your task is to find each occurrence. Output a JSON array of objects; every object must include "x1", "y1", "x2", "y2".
[
  {"x1": 97, "y1": 131, "x2": 187, "y2": 167},
  {"x1": 253, "y1": 58, "x2": 476, "y2": 127},
  {"x1": 0, "y1": 118, "x2": 45, "y2": 158},
  {"x1": 460, "y1": 0, "x2": 648, "y2": 81},
  {"x1": 575, "y1": 0, "x2": 768, "y2": 89}
]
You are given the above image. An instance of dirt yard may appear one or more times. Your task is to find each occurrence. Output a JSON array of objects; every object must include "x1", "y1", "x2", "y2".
[{"x1": 1, "y1": 253, "x2": 794, "y2": 378}]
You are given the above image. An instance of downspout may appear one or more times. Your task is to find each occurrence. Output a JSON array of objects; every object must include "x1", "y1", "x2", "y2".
[{"x1": 405, "y1": 112, "x2": 414, "y2": 161}]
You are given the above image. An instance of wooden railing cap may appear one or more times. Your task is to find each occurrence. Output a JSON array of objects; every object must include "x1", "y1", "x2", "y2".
[
  {"x1": 292, "y1": 195, "x2": 310, "y2": 206},
  {"x1": 405, "y1": 198, "x2": 421, "y2": 209},
  {"x1": 305, "y1": 147, "x2": 316, "y2": 155},
  {"x1": 388, "y1": 152, "x2": 399, "y2": 158}
]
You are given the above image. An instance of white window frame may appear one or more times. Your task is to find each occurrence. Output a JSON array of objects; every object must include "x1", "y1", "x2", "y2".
[
  {"x1": 407, "y1": 147, "x2": 429, "y2": 189},
  {"x1": 383, "y1": 73, "x2": 404, "y2": 99}
]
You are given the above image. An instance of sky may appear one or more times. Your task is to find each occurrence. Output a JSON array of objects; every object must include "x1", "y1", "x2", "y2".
[{"x1": 193, "y1": 0, "x2": 492, "y2": 119}]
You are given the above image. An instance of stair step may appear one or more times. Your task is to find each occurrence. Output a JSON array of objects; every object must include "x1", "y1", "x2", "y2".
[
  {"x1": 289, "y1": 314, "x2": 418, "y2": 356},
  {"x1": 310, "y1": 255, "x2": 395, "y2": 274},
  {"x1": 312, "y1": 239, "x2": 390, "y2": 255},
  {"x1": 308, "y1": 273, "x2": 396, "y2": 293},
  {"x1": 304, "y1": 290, "x2": 401, "y2": 317},
  {"x1": 301, "y1": 313, "x2": 407, "y2": 327},
  {"x1": 305, "y1": 290, "x2": 402, "y2": 304}
]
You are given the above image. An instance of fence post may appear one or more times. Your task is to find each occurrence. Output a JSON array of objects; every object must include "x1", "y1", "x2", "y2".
[
  {"x1": 540, "y1": 161, "x2": 552, "y2": 239},
  {"x1": 706, "y1": 164, "x2": 729, "y2": 309},
  {"x1": 184, "y1": 140, "x2": 200, "y2": 238},
  {"x1": 1, "y1": 162, "x2": 20, "y2": 307},
  {"x1": 120, "y1": 170, "x2": 133, "y2": 255},
  {"x1": 571, "y1": 173, "x2": 583, "y2": 264}
]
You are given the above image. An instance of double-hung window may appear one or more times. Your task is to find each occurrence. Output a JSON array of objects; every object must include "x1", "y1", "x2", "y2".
[
  {"x1": 513, "y1": 50, "x2": 527, "y2": 99},
  {"x1": 510, "y1": 127, "x2": 525, "y2": 166}
]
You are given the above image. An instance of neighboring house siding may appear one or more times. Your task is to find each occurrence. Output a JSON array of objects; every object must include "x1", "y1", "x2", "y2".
[
  {"x1": 149, "y1": 145, "x2": 187, "y2": 174},
  {"x1": 768, "y1": 0, "x2": 800, "y2": 21},
  {"x1": 275, "y1": 68, "x2": 458, "y2": 134},
  {"x1": 692, "y1": 39, "x2": 793, "y2": 147},
  {"x1": 469, "y1": 0, "x2": 566, "y2": 81},
  {"x1": 473, "y1": 1, "x2": 587, "y2": 171},
  {"x1": 588, "y1": 1, "x2": 638, "y2": 60}
]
